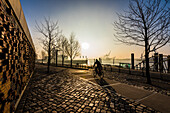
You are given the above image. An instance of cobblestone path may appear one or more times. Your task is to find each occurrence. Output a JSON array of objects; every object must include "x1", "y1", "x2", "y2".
[{"x1": 16, "y1": 65, "x2": 158, "y2": 113}]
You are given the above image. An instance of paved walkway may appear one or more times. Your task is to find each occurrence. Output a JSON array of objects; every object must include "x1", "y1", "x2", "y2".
[
  {"x1": 71, "y1": 69, "x2": 170, "y2": 113},
  {"x1": 16, "y1": 64, "x2": 169, "y2": 112}
]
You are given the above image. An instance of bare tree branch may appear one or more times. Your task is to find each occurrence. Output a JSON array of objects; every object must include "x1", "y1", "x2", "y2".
[
  {"x1": 64, "y1": 33, "x2": 81, "y2": 67},
  {"x1": 113, "y1": 0, "x2": 169, "y2": 84},
  {"x1": 35, "y1": 17, "x2": 61, "y2": 72}
]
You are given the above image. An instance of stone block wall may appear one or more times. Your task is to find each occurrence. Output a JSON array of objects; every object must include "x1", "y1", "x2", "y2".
[{"x1": 0, "y1": 0, "x2": 35, "y2": 112}]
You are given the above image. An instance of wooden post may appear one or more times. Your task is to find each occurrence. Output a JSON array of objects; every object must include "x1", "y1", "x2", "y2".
[
  {"x1": 167, "y1": 55, "x2": 170, "y2": 73},
  {"x1": 56, "y1": 50, "x2": 58, "y2": 67},
  {"x1": 131, "y1": 53, "x2": 134, "y2": 69},
  {"x1": 159, "y1": 54, "x2": 163, "y2": 73},
  {"x1": 119, "y1": 63, "x2": 120, "y2": 73},
  {"x1": 154, "y1": 53, "x2": 158, "y2": 72}
]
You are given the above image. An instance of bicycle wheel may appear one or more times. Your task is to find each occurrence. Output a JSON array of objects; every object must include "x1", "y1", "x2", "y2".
[
  {"x1": 92, "y1": 70, "x2": 96, "y2": 78},
  {"x1": 100, "y1": 71, "x2": 104, "y2": 79}
]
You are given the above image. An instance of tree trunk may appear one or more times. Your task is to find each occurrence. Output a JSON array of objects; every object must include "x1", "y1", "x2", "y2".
[
  {"x1": 47, "y1": 40, "x2": 51, "y2": 73},
  {"x1": 145, "y1": 40, "x2": 151, "y2": 84},
  {"x1": 145, "y1": 52, "x2": 151, "y2": 84},
  {"x1": 144, "y1": 22, "x2": 151, "y2": 84},
  {"x1": 56, "y1": 50, "x2": 58, "y2": 67},
  {"x1": 62, "y1": 55, "x2": 64, "y2": 66},
  {"x1": 71, "y1": 58, "x2": 72, "y2": 67}
]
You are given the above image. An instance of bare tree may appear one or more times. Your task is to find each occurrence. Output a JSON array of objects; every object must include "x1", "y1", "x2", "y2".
[
  {"x1": 41, "y1": 50, "x2": 46, "y2": 64},
  {"x1": 57, "y1": 35, "x2": 68, "y2": 66},
  {"x1": 65, "y1": 33, "x2": 81, "y2": 67},
  {"x1": 35, "y1": 17, "x2": 61, "y2": 73},
  {"x1": 114, "y1": 0, "x2": 169, "y2": 84},
  {"x1": 51, "y1": 47, "x2": 56, "y2": 63}
]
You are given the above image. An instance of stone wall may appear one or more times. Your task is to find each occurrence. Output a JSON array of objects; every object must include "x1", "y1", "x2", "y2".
[{"x1": 0, "y1": 0, "x2": 35, "y2": 112}]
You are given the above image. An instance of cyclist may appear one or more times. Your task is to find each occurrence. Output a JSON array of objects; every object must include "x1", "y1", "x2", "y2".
[{"x1": 93, "y1": 59, "x2": 102, "y2": 76}]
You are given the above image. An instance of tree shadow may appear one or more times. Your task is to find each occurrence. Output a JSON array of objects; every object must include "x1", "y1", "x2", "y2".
[{"x1": 93, "y1": 78, "x2": 146, "y2": 112}]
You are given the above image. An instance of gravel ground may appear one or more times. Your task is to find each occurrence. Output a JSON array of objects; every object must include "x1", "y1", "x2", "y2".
[{"x1": 104, "y1": 71, "x2": 170, "y2": 96}]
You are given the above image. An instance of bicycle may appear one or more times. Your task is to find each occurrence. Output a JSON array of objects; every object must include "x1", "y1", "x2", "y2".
[{"x1": 92, "y1": 67, "x2": 104, "y2": 79}]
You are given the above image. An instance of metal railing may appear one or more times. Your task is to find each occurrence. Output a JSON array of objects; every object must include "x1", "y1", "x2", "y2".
[{"x1": 135, "y1": 54, "x2": 170, "y2": 73}]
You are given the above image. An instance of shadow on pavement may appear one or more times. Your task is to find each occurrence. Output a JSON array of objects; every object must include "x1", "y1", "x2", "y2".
[
  {"x1": 94, "y1": 78, "x2": 116, "y2": 92},
  {"x1": 94, "y1": 78, "x2": 117, "y2": 112}
]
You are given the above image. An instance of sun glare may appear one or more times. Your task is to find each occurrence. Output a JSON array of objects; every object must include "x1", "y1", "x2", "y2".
[{"x1": 82, "y1": 42, "x2": 90, "y2": 50}]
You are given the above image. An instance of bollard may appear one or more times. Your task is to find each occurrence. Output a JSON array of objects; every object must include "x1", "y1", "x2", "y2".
[
  {"x1": 136, "y1": 65, "x2": 138, "y2": 70},
  {"x1": 159, "y1": 54, "x2": 163, "y2": 73},
  {"x1": 139, "y1": 63, "x2": 141, "y2": 70},
  {"x1": 131, "y1": 53, "x2": 134, "y2": 69},
  {"x1": 168, "y1": 55, "x2": 170, "y2": 73},
  {"x1": 154, "y1": 53, "x2": 158, "y2": 72},
  {"x1": 119, "y1": 63, "x2": 120, "y2": 73}
]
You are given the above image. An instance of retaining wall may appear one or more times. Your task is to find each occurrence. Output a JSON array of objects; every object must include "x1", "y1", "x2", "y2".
[{"x1": 0, "y1": 0, "x2": 35, "y2": 112}]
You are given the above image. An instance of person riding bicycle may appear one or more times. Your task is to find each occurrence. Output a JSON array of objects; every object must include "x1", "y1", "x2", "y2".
[{"x1": 93, "y1": 59, "x2": 102, "y2": 76}]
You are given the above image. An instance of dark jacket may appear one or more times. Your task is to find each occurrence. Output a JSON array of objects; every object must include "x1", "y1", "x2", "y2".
[{"x1": 94, "y1": 59, "x2": 102, "y2": 69}]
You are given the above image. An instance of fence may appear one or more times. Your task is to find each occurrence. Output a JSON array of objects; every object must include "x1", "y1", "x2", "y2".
[
  {"x1": 36, "y1": 52, "x2": 170, "y2": 81},
  {"x1": 37, "y1": 62, "x2": 92, "y2": 70},
  {"x1": 135, "y1": 53, "x2": 170, "y2": 73}
]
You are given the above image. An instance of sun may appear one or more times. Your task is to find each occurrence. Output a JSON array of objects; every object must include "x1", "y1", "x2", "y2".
[{"x1": 82, "y1": 42, "x2": 90, "y2": 50}]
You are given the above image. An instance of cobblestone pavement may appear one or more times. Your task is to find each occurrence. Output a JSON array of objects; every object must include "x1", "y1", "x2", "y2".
[{"x1": 16, "y1": 65, "x2": 158, "y2": 113}]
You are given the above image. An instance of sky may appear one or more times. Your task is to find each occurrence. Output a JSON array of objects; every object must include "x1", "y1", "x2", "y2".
[{"x1": 20, "y1": 0, "x2": 170, "y2": 59}]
